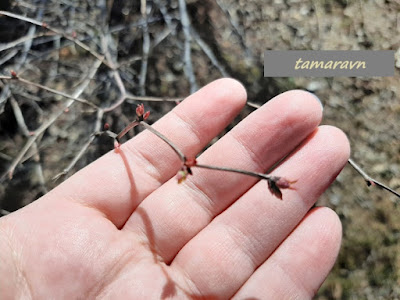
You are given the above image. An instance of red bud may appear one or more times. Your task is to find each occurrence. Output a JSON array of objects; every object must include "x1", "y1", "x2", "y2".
[{"x1": 136, "y1": 104, "x2": 145, "y2": 117}]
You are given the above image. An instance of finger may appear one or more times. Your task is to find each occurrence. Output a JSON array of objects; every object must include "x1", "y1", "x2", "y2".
[
  {"x1": 123, "y1": 91, "x2": 323, "y2": 262},
  {"x1": 233, "y1": 207, "x2": 342, "y2": 299},
  {"x1": 49, "y1": 79, "x2": 247, "y2": 227},
  {"x1": 170, "y1": 126, "x2": 350, "y2": 298}
]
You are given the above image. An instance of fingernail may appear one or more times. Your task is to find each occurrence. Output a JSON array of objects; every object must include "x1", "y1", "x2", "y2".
[{"x1": 310, "y1": 92, "x2": 323, "y2": 112}]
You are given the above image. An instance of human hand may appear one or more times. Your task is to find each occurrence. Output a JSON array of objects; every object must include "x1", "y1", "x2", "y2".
[{"x1": 0, "y1": 79, "x2": 350, "y2": 299}]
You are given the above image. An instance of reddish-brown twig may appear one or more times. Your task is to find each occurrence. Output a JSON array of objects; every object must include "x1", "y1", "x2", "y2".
[{"x1": 113, "y1": 104, "x2": 295, "y2": 199}]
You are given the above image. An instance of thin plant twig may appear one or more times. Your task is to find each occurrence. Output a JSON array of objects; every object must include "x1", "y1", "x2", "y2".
[
  {"x1": 348, "y1": 158, "x2": 400, "y2": 198},
  {"x1": 53, "y1": 109, "x2": 104, "y2": 181},
  {"x1": 195, "y1": 164, "x2": 272, "y2": 181},
  {"x1": 140, "y1": 121, "x2": 186, "y2": 161},
  {"x1": 10, "y1": 96, "x2": 48, "y2": 194},
  {"x1": 139, "y1": 0, "x2": 151, "y2": 95},
  {"x1": 1, "y1": 60, "x2": 102, "y2": 181},
  {"x1": 0, "y1": 75, "x2": 99, "y2": 109},
  {"x1": 178, "y1": 0, "x2": 198, "y2": 93},
  {"x1": 0, "y1": 10, "x2": 111, "y2": 68}
]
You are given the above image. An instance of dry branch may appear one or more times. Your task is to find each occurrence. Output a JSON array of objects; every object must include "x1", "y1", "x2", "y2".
[
  {"x1": 0, "y1": 75, "x2": 99, "y2": 109},
  {"x1": 178, "y1": 0, "x2": 198, "y2": 93},
  {"x1": 0, "y1": 10, "x2": 111, "y2": 68},
  {"x1": 1, "y1": 60, "x2": 102, "y2": 181}
]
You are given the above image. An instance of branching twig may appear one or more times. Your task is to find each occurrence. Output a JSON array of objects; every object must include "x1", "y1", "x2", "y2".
[
  {"x1": 0, "y1": 10, "x2": 111, "y2": 68},
  {"x1": 9, "y1": 96, "x2": 48, "y2": 194},
  {"x1": 0, "y1": 75, "x2": 99, "y2": 109},
  {"x1": 126, "y1": 110, "x2": 295, "y2": 199},
  {"x1": 1, "y1": 60, "x2": 102, "y2": 181}
]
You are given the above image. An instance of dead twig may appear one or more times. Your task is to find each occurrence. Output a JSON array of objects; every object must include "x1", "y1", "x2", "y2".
[
  {"x1": 9, "y1": 96, "x2": 48, "y2": 194},
  {"x1": 139, "y1": 0, "x2": 151, "y2": 95},
  {"x1": 0, "y1": 75, "x2": 99, "y2": 109},
  {"x1": 0, "y1": 10, "x2": 111, "y2": 68},
  {"x1": 1, "y1": 60, "x2": 102, "y2": 181},
  {"x1": 348, "y1": 158, "x2": 400, "y2": 198},
  {"x1": 178, "y1": 0, "x2": 198, "y2": 93},
  {"x1": 191, "y1": 28, "x2": 229, "y2": 77},
  {"x1": 53, "y1": 109, "x2": 105, "y2": 181}
]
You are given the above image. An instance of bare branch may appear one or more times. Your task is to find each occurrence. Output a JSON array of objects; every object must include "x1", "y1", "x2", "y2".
[
  {"x1": 0, "y1": 75, "x2": 99, "y2": 109},
  {"x1": 0, "y1": 32, "x2": 53, "y2": 53},
  {"x1": 0, "y1": 10, "x2": 111, "y2": 68},
  {"x1": 191, "y1": 28, "x2": 229, "y2": 77},
  {"x1": 9, "y1": 96, "x2": 48, "y2": 194},
  {"x1": 139, "y1": 0, "x2": 151, "y2": 95},
  {"x1": 195, "y1": 163, "x2": 272, "y2": 181},
  {"x1": 348, "y1": 158, "x2": 400, "y2": 198},
  {"x1": 126, "y1": 94, "x2": 183, "y2": 102},
  {"x1": 178, "y1": 0, "x2": 198, "y2": 93},
  {"x1": 53, "y1": 109, "x2": 104, "y2": 181},
  {"x1": 140, "y1": 121, "x2": 186, "y2": 162},
  {"x1": 1, "y1": 60, "x2": 102, "y2": 181}
]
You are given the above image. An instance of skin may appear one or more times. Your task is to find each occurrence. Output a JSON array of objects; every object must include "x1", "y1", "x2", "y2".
[{"x1": 0, "y1": 78, "x2": 350, "y2": 299}]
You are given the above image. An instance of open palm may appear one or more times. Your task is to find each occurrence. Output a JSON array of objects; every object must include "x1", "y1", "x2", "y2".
[{"x1": 0, "y1": 79, "x2": 349, "y2": 299}]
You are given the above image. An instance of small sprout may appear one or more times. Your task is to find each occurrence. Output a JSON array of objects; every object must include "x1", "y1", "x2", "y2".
[
  {"x1": 267, "y1": 176, "x2": 297, "y2": 200},
  {"x1": 71, "y1": 31, "x2": 77, "y2": 39},
  {"x1": 104, "y1": 123, "x2": 110, "y2": 130},
  {"x1": 42, "y1": 22, "x2": 48, "y2": 28},
  {"x1": 136, "y1": 103, "x2": 145, "y2": 116}
]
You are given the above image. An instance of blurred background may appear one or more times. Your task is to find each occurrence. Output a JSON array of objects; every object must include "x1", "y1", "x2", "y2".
[{"x1": 0, "y1": 0, "x2": 399, "y2": 298}]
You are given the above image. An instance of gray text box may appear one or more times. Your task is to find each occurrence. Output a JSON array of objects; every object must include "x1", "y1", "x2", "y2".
[{"x1": 264, "y1": 50, "x2": 394, "y2": 77}]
